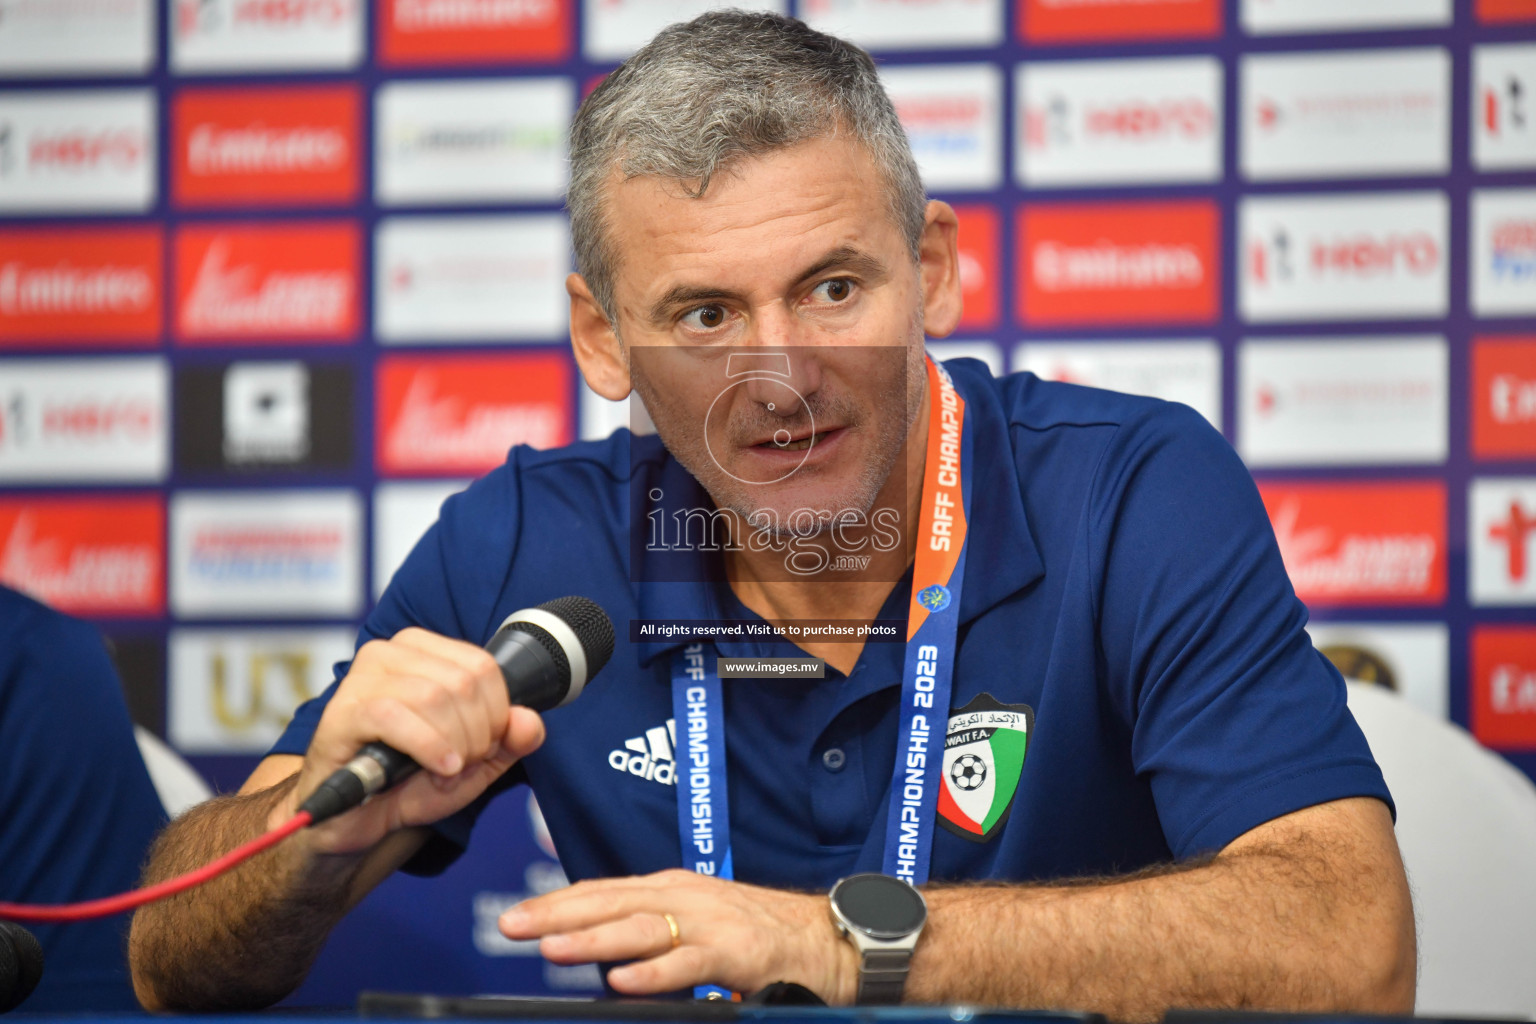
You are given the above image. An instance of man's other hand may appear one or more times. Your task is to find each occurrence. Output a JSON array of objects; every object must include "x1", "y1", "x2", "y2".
[
  {"x1": 272, "y1": 627, "x2": 546, "y2": 854},
  {"x1": 499, "y1": 870, "x2": 859, "y2": 1004}
]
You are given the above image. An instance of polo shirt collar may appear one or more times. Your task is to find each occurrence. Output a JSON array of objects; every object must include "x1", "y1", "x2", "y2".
[{"x1": 631, "y1": 358, "x2": 1044, "y2": 667}]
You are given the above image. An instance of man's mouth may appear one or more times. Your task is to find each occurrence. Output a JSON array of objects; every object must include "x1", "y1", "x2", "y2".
[{"x1": 756, "y1": 429, "x2": 833, "y2": 452}]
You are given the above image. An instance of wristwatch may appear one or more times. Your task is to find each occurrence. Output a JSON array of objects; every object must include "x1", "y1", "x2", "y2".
[{"x1": 828, "y1": 872, "x2": 928, "y2": 1005}]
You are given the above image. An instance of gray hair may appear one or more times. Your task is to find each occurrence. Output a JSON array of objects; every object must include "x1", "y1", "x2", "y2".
[{"x1": 567, "y1": 9, "x2": 927, "y2": 324}]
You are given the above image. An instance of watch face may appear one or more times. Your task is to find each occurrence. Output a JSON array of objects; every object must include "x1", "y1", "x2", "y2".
[{"x1": 833, "y1": 873, "x2": 927, "y2": 940}]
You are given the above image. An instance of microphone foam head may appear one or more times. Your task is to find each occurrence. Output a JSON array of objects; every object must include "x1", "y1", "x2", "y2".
[
  {"x1": 0, "y1": 922, "x2": 43, "y2": 1013},
  {"x1": 536, "y1": 596, "x2": 615, "y2": 677}
]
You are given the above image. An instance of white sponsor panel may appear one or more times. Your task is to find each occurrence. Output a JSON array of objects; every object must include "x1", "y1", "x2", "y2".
[
  {"x1": 1471, "y1": 188, "x2": 1536, "y2": 318},
  {"x1": 0, "y1": 0, "x2": 156, "y2": 75},
  {"x1": 171, "y1": 0, "x2": 363, "y2": 72},
  {"x1": 927, "y1": 340, "x2": 1004, "y2": 377},
  {"x1": 584, "y1": 0, "x2": 784, "y2": 61},
  {"x1": 1241, "y1": 0, "x2": 1450, "y2": 35},
  {"x1": 1240, "y1": 191, "x2": 1448, "y2": 323},
  {"x1": 376, "y1": 215, "x2": 569, "y2": 343},
  {"x1": 1306, "y1": 621, "x2": 1449, "y2": 719},
  {"x1": 881, "y1": 65, "x2": 1001, "y2": 193},
  {"x1": 1017, "y1": 57, "x2": 1222, "y2": 188},
  {"x1": 1473, "y1": 44, "x2": 1536, "y2": 172},
  {"x1": 1013, "y1": 340, "x2": 1222, "y2": 430},
  {"x1": 169, "y1": 627, "x2": 355, "y2": 754},
  {"x1": 1469, "y1": 477, "x2": 1536, "y2": 607},
  {"x1": 376, "y1": 78, "x2": 573, "y2": 206},
  {"x1": 0, "y1": 358, "x2": 167, "y2": 482},
  {"x1": 372, "y1": 479, "x2": 469, "y2": 599},
  {"x1": 171, "y1": 489, "x2": 363, "y2": 618},
  {"x1": 0, "y1": 90, "x2": 155, "y2": 213},
  {"x1": 1238, "y1": 336, "x2": 1447, "y2": 467},
  {"x1": 1241, "y1": 48, "x2": 1450, "y2": 181},
  {"x1": 801, "y1": 0, "x2": 1002, "y2": 51}
]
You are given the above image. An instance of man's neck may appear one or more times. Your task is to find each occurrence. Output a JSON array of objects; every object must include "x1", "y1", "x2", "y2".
[{"x1": 725, "y1": 378, "x2": 931, "y2": 674}]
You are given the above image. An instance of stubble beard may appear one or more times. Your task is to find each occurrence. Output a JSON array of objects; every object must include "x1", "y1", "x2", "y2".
[{"x1": 632, "y1": 339, "x2": 926, "y2": 543}]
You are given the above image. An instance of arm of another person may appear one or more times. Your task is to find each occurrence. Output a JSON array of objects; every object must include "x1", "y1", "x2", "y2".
[
  {"x1": 127, "y1": 629, "x2": 546, "y2": 1012},
  {"x1": 503, "y1": 794, "x2": 1413, "y2": 1019}
]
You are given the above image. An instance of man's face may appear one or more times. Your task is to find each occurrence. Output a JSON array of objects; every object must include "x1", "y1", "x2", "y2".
[{"x1": 598, "y1": 136, "x2": 929, "y2": 534}]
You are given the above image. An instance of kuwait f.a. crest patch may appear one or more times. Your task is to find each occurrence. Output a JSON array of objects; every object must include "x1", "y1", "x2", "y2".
[{"x1": 936, "y1": 692, "x2": 1033, "y2": 842}]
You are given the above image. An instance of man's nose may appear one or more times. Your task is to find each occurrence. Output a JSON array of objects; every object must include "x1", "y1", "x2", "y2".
[{"x1": 736, "y1": 306, "x2": 823, "y2": 413}]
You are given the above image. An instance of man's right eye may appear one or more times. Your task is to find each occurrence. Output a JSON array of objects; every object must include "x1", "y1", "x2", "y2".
[{"x1": 681, "y1": 305, "x2": 727, "y2": 330}]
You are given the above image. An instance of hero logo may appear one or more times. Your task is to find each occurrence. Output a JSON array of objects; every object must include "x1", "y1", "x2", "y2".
[
  {"x1": 176, "y1": 223, "x2": 358, "y2": 343},
  {"x1": 0, "y1": 91, "x2": 155, "y2": 211},
  {"x1": 6, "y1": 128, "x2": 144, "y2": 174},
  {"x1": 1470, "y1": 479, "x2": 1536, "y2": 606},
  {"x1": 1017, "y1": 58, "x2": 1221, "y2": 187},
  {"x1": 1259, "y1": 482, "x2": 1446, "y2": 606},
  {"x1": 1028, "y1": 96, "x2": 1213, "y2": 148},
  {"x1": 177, "y1": 0, "x2": 351, "y2": 31},
  {"x1": 0, "y1": 499, "x2": 164, "y2": 616},
  {"x1": 1473, "y1": 45, "x2": 1536, "y2": 170},
  {"x1": 1248, "y1": 228, "x2": 1440, "y2": 283},
  {"x1": 172, "y1": 0, "x2": 362, "y2": 71},
  {"x1": 1240, "y1": 193, "x2": 1448, "y2": 322},
  {"x1": 1482, "y1": 63, "x2": 1528, "y2": 140},
  {"x1": 0, "y1": 358, "x2": 167, "y2": 482}
]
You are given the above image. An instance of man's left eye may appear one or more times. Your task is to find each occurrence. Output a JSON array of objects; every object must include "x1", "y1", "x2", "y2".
[{"x1": 813, "y1": 279, "x2": 854, "y2": 302}]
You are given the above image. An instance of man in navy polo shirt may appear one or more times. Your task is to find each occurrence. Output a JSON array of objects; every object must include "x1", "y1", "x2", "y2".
[{"x1": 129, "y1": 12, "x2": 1415, "y2": 1018}]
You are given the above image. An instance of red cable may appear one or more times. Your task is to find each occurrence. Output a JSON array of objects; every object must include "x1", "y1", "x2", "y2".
[{"x1": 0, "y1": 811, "x2": 312, "y2": 923}]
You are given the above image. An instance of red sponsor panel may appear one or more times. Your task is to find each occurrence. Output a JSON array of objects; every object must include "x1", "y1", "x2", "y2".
[
  {"x1": 0, "y1": 227, "x2": 163, "y2": 347},
  {"x1": 1473, "y1": 337, "x2": 1536, "y2": 460},
  {"x1": 1257, "y1": 481, "x2": 1447, "y2": 607},
  {"x1": 172, "y1": 85, "x2": 360, "y2": 207},
  {"x1": 0, "y1": 495, "x2": 164, "y2": 616},
  {"x1": 1471, "y1": 627, "x2": 1536, "y2": 750},
  {"x1": 173, "y1": 221, "x2": 360, "y2": 345},
  {"x1": 953, "y1": 204, "x2": 1000, "y2": 331},
  {"x1": 1021, "y1": 0, "x2": 1220, "y2": 43},
  {"x1": 379, "y1": 0, "x2": 571, "y2": 65},
  {"x1": 376, "y1": 353, "x2": 573, "y2": 476},
  {"x1": 1477, "y1": 0, "x2": 1536, "y2": 22},
  {"x1": 1017, "y1": 201, "x2": 1219, "y2": 327}
]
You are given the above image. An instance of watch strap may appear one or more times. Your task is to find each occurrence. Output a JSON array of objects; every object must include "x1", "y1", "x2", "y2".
[{"x1": 855, "y1": 948, "x2": 912, "y2": 1005}]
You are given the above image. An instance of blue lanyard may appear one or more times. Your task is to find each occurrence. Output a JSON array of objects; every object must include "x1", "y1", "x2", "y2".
[
  {"x1": 670, "y1": 644, "x2": 735, "y2": 999},
  {"x1": 669, "y1": 359, "x2": 973, "y2": 928}
]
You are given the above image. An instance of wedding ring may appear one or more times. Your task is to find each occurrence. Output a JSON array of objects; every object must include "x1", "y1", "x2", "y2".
[{"x1": 661, "y1": 912, "x2": 682, "y2": 950}]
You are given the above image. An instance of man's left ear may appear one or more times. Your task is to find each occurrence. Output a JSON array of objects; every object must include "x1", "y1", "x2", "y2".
[{"x1": 918, "y1": 200, "x2": 963, "y2": 339}]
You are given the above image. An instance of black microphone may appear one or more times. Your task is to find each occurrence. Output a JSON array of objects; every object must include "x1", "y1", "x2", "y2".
[
  {"x1": 0, "y1": 922, "x2": 42, "y2": 1014},
  {"x1": 299, "y1": 596, "x2": 615, "y2": 826}
]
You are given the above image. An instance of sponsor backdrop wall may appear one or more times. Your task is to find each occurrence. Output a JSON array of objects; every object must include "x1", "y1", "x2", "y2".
[{"x1": 2, "y1": 0, "x2": 1535, "y2": 1004}]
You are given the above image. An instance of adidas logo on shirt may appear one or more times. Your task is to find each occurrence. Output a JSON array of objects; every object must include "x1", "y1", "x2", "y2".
[{"x1": 608, "y1": 719, "x2": 677, "y2": 786}]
